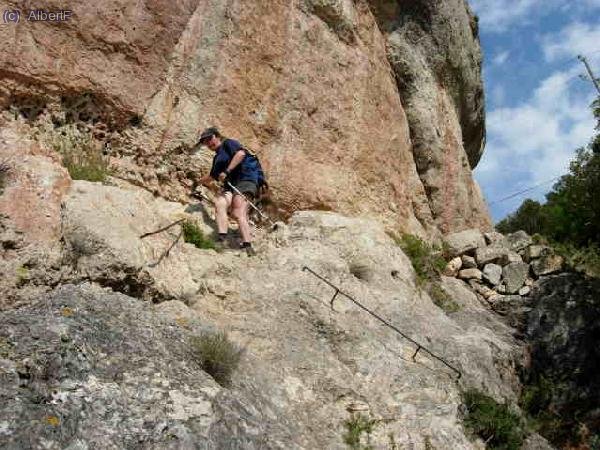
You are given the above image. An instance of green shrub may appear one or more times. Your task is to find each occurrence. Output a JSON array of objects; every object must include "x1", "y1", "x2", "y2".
[
  {"x1": 520, "y1": 376, "x2": 553, "y2": 416},
  {"x1": 62, "y1": 152, "x2": 109, "y2": 182},
  {"x1": 462, "y1": 389, "x2": 525, "y2": 450},
  {"x1": 15, "y1": 265, "x2": 30, "y2": 287},
  {"x1": 190, "y1": 331, "x2": 242, "y2": 387},
  {"x1": 427, "y1": 282, "x2": 460, "y2": 313},
  {"x1": 182, "y1": 221, "x2": 215, "y2": 250},
  {"x1": 393, "y1": 233, "x2": 446, "y2": 285},
  {"x1": 390, "y1": 233, "x2": 459, "y2": 312},
  {"x1": 343, "y1": 414, "x2": 376, "y2": 450},
  {"x1": 519, "y1": 376, "x2": 573, "y2": 445},
  {"x1": 553, "y1": 242, "x2": 600, "y2": 278},
  {"x1": 531, "y1": 233, "x2": 548, "y2": 245}
]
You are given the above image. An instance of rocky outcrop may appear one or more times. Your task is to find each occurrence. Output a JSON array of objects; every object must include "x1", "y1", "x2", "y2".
[
  {"x1": 0, "y1": 178, "x2": 523, "y2": 449},
  {"x1": 0, "y1": 284, "x2": 299, "y2": 449},
  {"x1": 0, "y1": 123, "x2": 69, "y2": 308},
  {"x1": 524, "y1": 273, "x2": 600, "y2": 447},
  {"x1": 0, "y1": 0, "x2": 490, "y2": 236},
  {"x1": 371, "y1": 0, "x2": 490, "y2": 233}
]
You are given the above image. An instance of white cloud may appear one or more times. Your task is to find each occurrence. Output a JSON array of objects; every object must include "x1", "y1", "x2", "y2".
[
  {"x1": 542, "y1": 22, "x2": 600, "y2": 62},
  {"x1": 470, "y1": 0, "x2": 555, "y2": 32},
  {"x1": 470, "y1": 0, "x2": 600, "y2": 33},
  {"x1": 492, "y1": 50, "x2": 510, "y2": 66},
  {"x1": 475, "y1": 65, "x2": 597, "y2": 218}
]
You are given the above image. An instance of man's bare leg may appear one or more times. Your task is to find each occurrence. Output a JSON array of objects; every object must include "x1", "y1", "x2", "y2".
[
  {"x1": 214, "y1": 192, "x2": 232, "y2": 234},
  {"x1": 231, "y1": 194, "x2": 251, "y2": 243}
]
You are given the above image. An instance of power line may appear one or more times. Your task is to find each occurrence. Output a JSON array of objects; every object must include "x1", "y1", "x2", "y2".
[
  {"x1": 488, "y1": 176, "x2": 561, "y2": 206},
  {"x1": 489, "y1": 167, "x2": 600, "y2": 207}
]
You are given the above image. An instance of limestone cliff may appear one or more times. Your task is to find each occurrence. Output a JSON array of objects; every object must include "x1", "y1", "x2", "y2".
[
  {"x1": 0, "y1": 0, "x2": 491, "y2": 236},
  {"x1": 0, "y1": 177, "x2": 521, "y2": 449}
]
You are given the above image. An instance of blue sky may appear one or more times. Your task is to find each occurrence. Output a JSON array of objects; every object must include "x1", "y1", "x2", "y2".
[{"x1": 469, "y1": 0, "x2": 600, "y2": 222}]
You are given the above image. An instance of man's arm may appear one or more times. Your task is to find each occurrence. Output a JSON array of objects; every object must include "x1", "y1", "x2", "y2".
[
  {"x1": 225, "y1": 150, "x2": 246, "y2": 174},
  {"x1": 217, "y1": 149, "x2": 246, "y2": 182}
]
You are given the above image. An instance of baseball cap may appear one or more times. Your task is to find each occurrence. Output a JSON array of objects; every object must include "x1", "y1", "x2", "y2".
[{"x1": 198, "y1": 127, "x2": 219, "y2": 144}]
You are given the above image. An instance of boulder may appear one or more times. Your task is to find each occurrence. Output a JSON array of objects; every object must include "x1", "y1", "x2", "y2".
[
  {"x1": 521, "y1": 433, "x2": 555, "y2": 450},
  {"x1": 531, "y1": 254, "x2": 564, "y2": 277},
  {"x1": 523, "y1": 245, "x2": 552, "y2": 262},
  {"x1": 506, "y1": 231, "x2": 533, "y2": 252},
  {"x1": 443, "y1": 257, "x2": 462, "y2": 277},
  {"x1": 475, "y1": 246, "x2": 508, "y2": 267},
  {"x1": 444, "y1": 229, "x2": 486, "y2": 257},
  {"x1": 499, "y1": 251, "x2": 523, "y2": 265},
  {"x1": 502, "y1": 262, "x2": 530, "y2": 294},
  {"x1": 519, "y1": 286, "x2": 531, "y2": 296},
  {"x1": 484, "y1": 231, "x2": 508, "y2": 247},
  {"x1": 440, "y1": 276, "x2": 483, "y2": 310},
  {"x1": 458, "y1": 268, "x2": 483, "y2": 280},
  {"x1": 482, "y1": 264, "x2": 502, "y2": 286},
  {"x1": 461, "y1": 255, "x2": 477, "y2": 269},
  {"x1": 61, "y1": 180, "x2": 209, "y2": 301},
  {"x1": 469, "y1": 280, "x2": 499, "y2": 301}
]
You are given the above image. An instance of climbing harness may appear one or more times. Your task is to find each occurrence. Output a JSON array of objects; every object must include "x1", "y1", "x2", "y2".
[{"x1": 302, "y1": 266, "x2": 462, "y2": 379}]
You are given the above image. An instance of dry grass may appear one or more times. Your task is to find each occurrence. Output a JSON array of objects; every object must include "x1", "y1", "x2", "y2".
[{"x1": 190, "y1": 331, "x2": 242, "y2": 387}]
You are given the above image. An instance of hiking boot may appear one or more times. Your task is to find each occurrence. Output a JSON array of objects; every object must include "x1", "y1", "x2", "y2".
[
  {"x1": 240, "y1": 242, "x2": 257, "y2": 257},
  {"x1": 214, "y1": 238, "x2": 229, "y2": 253}
]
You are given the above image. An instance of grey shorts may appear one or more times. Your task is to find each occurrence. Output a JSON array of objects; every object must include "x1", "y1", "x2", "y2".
[{"x1": 224, "y1": 180, "x2": 258, "y2": 199}]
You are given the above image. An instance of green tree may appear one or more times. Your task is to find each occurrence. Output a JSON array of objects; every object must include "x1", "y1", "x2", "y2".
[
  {"x1": 544, "y1": 147, "x2": 600, "y2": 245},
  {"x1": 496, "y1": 199, "x2": 547, "y2": 236}
]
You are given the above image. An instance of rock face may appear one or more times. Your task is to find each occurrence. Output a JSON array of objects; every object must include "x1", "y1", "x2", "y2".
[
  {"x1": 0, "y1": 284, "x2": 298, "y2": 449},
  {"x1": 0, "y1": 176, "x2": 523, "y2": 448},
  {"x1": 375, "y1": 0, "x2": 490, "y2": 232},
  {"x1": 525, "y1": 273, "x2": 600, "y2": 447},
  {"x1": 60, "y1": 179, "x2": 209, "y2": 302},
  {"x1": 0, "y1": 0, "x2": 490, "y2": 236}
]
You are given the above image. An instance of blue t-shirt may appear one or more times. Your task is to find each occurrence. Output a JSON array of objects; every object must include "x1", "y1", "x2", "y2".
[{"x1": 209, "y1": 139, "x2": 260, "y2": 184}]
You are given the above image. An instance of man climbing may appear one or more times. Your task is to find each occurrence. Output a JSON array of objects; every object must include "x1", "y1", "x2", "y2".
[{"x1": 197, "y1": 127, "x2": 259, "y2": 256}]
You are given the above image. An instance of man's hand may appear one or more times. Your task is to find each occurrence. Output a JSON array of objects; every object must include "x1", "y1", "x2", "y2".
[{"x1": 218, "y1": 172, "x2": 228, "y2": 183}]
